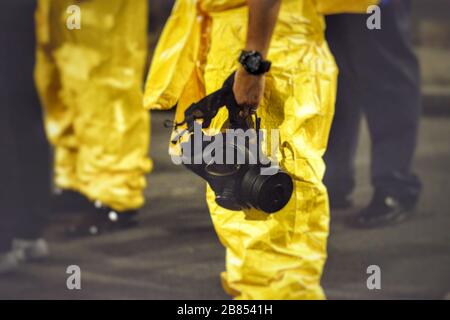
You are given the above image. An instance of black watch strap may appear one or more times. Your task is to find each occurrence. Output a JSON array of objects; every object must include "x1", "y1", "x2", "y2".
[{"x1": 259, "y1": 60, "x2": 272, "y2": 74}]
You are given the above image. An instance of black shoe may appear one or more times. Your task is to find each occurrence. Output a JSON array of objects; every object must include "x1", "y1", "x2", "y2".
[
  {"x1": 52, "y1": 189, "x2": 93, "y2": 214},
  {"x1": 349, "y1": 191, "x2": 417, "y2": 229},
  {"x1": 66, "y1": 204, "x2": 139, "y2": 237}
]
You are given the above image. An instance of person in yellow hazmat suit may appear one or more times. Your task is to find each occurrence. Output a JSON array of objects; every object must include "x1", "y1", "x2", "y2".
[
  {"x1": 145, "y1": 0, "x2": 378, "y2": 299},
  {"x1": 35, "y1": 0, "x2": 152, "y2": 236}
]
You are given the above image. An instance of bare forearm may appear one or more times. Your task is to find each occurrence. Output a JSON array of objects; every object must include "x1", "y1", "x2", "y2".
[
  {"x1": 246, "y1": 0, "x2": 281, "y2": 58},
  {"x1": 233, "y1": 0, "x2": 280, "y2": 110}
]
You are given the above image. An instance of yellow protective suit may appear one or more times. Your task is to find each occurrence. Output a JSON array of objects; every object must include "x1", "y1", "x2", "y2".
[
  {"x1": 145, "y1": 0, "x2": 378, "y2": 299},
  {"x1": 35, "y1": 0, "x2": 152, "y2": 212}
]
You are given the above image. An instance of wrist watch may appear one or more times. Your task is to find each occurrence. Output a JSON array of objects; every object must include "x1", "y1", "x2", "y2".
[{"x1": 239, "y1": 50, "x2": 271, "y2": 75}]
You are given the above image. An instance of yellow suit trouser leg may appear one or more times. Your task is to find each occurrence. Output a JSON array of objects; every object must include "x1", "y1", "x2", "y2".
[
  {"x1": 35, "y1": 0, "x2": 151, "y2": 211},
  {"x1": 202, "y1": 5, "x2": 336, "y2": 298},
  {"x1": 204, "y1": 71, "x2": 334, "y2": 299}
]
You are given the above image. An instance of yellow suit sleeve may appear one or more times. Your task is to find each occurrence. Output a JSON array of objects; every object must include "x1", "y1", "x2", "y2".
[
  {"x1": 144, "y1": 0, "x2": 200, "y2": 110},
  {"x1": 315, "y1": 0, "x2": 380, "y2": 15}
]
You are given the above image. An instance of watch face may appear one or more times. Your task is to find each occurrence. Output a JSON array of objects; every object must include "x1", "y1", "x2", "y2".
[{"x1": 246, "y1": 55, "x2": 261, "y2": 73}]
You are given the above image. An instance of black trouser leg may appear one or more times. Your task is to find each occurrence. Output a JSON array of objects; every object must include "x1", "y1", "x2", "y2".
[
  {"x1": 324, "y1": 14, "x2": 363, "y2": 200},
  {"x1": 323, "y1": 74, "x2": 362, "y2": 200},
  {"x1": 360, "y1": 2, "x2": 422, "y2": 201},
  {"x1": 324, "y1": 1, "x2": 422, "y2": 203},
  {"x1": 0, "y1": 1, "x2": 51, "y2": 250}
]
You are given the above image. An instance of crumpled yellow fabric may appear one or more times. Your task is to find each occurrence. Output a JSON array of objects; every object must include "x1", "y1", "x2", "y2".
[
  {"x1": 35, "y1": 0, "x2": 151, "y2": 212},
  {"x1": 145, "y1": 0, "x2": 377, "y2": 299}
]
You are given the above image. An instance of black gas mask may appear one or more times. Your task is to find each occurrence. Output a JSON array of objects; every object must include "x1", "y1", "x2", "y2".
[{"x1": 170, "y1": 73, "x2": 293, "y2": 214}]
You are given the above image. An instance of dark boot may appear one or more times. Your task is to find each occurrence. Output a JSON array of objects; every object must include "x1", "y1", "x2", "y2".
[
  {"x1": 66, "y1": 202, "x2": 139, "y2": 237},
  {"x1": 349, "y1": 189, "x2": 419, "y2": 229}
]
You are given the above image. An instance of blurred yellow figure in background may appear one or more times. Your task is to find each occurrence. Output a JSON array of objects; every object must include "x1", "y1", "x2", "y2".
[
  {"x1": 35, "y1": 0, "x2": 151, "y2": 221},
  {"x1": 146, "y1": 0, "x2": 377, "y2": 299}
]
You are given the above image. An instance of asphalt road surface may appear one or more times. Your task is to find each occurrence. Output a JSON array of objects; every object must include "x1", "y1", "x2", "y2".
[{"x1": 0, "y1": 110, "x2": 449, "y2": 300}]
